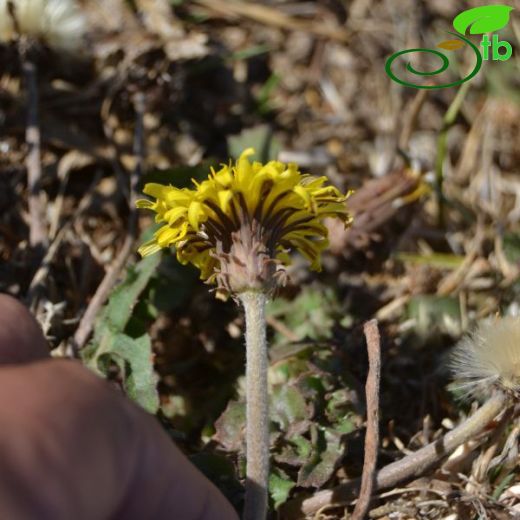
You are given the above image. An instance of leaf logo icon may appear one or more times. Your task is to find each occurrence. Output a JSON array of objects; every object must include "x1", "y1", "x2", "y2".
[{"x1": 453, "y1": 5, "x2": 514, "y2": 35}]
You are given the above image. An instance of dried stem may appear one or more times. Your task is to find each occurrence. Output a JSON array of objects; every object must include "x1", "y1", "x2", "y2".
[
  {"x1": 193, "y1": 0, "x2": 350, "y2": 42},
  {"x1": 374, "y1": 391, "x2": 506, "y2": 488},
  {"x1": 398, "y1": 90, "x2": 428, "y2": 150},
  {"x1": 240, "y1": 290, "x2": 269, "y2": 520},
  {"x1": 352, "y1": 319, "x2": 381, "y2": 520},
  {"x1": 27, "y1": 169, "x2": 102, "y2": 310},
  {"x1": 27, "y1": 223, "x2": 70, "y2": 307},
  {"x1": 71, "y1": 234, "x2": 135, "y2": 353},
  {"x1": 281, "y1": 391, "x2": 508, "y2": 518},
  {"x1": 23, "y1": 57, "x2": 48, "y2": 251}
]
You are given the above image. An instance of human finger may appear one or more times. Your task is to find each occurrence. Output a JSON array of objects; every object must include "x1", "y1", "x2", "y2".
[
  {"x1": 0, "y1": 294, "x2": 49, "y2": 364},
  {"x1": 0, "y1": 359, "x2": 239, "y2": 520}
]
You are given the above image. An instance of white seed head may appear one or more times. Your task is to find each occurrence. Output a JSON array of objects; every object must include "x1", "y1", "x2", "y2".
[
  {"x1": 0, "y1": 0, "x2": 86, "y2": 52},
  {"x1": 450, "y1": 316, "x2": 520, "y2": 401},
  {"x1": 0, "y1": 0, "x2": 12, "y2": 41}
]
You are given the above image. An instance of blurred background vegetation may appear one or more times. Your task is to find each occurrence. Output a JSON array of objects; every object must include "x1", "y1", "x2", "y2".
[{"x1": 0, "y1": 0, "x2": 519, "y2": 518}]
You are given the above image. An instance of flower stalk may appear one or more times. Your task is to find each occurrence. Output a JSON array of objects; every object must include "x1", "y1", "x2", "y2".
[{"x1": 241, "y1": 291, "x2": 269, "y2": 520}]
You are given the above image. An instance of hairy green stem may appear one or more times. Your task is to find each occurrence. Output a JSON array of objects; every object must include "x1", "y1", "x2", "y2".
[
  {"x1": 241, "y1": 291, "x2": 269, "y2": 520},
  {"x1": 281, "y1": 391, "x2": 508, "y2": 518}
]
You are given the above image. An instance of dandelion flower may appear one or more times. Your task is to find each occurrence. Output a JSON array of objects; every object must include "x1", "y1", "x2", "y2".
[
  {"x1": 138, "y1": 149, "x2": 351, "y2": 519},
  {"x1": 137, "y1": 148, "x2": 352, "y2": 296},
  {"x1": 0, "y1": 0, "x2": 86, "y2": 52},
  {"x1": 450, "y1": 315, "x2": 520, "y2": 401}
]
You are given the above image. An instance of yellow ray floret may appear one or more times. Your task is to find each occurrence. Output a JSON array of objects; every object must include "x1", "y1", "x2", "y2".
[{"x1": 137, "y1": 149, "x2": 352, "y2": 293}]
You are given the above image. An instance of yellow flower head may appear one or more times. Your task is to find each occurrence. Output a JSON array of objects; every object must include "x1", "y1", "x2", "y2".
[{"x1": 137, "y1": 149, "x2": 352, "y2": 295}]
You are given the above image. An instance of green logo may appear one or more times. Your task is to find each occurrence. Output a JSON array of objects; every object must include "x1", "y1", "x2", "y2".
[{"x1": 385, "y1": 5, "x2": 514, "y2": 89}]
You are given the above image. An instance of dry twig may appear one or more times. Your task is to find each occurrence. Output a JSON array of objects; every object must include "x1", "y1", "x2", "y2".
[
  {"x1": 23, "y1": 58, "x2": 48, "y2": 251},
  {"x1": 352, "y1": 319, "x2": 381, "y2": 520},
  {"x1": 193, "y1": 0, "x2": 349, "y2": 42},
  {"x1": 398, "y1": 90, "x2": 428, "y2": 150}
]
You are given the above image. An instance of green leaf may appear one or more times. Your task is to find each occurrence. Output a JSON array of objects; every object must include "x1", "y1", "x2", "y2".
[
  {"x1": 503, "y1": 233, "x2": 520, "y2": 264},
  {"x1": 325, "y1": 388, "x2": 357, "y2": 428},
  {"x1": 229, "y1": 44, "x2": 272, "y2": 62},
  {"x1": 291, "y1": 435, "x2": 313, "y2": 460},
  {"x1": 82, "y1": 254, "x2": 162, "y2": 413},
  {"x1": 295, "y1": 374, "x2": 325, "y2": 401},
  {"x1": 492, "y1": 472, "x2": 516, "y2": 500},
  {"x1": 228, "y1": 125, "x2": 281, "y2": 163},
  {"x1": 269, "y1": 469, "x2": 296, "y2": 509},
  {"x1": 453, "y1": 5, "x2": 513, "y2": 35},
  {"x1": 267, "y1": 286, "x2": 339, "y2": 345},
  {"x1": 297, "y1": 427, "x2": 343, "y2": 487},
  {"x1": 86, "y1": 331, "x2": 159, "y2": 413},
  {"x1": 406, "y1": 295, "x2": 461, "y2": 338},
  {"x1": 270, "y1": 384, "x2": 309, "y2": 430},
  {"x1": 333, "y1": 414, "x2": 357, "y2": 434},
  {"x1": 213, "y1": 400, "x2": 246, "y2": 451},
  {"x1": 96, "y1": 254, "x2": 161, "y2": 334},
  {"x1": 275, "y1": 435, "x2": 312, "y2": 466},
  {"x1": 256, "y1": 73, "x2": 281, "y2": 115},
  {"x1": 141, "y1": 162, "x2": 214, "y2": 189},
  {"x1": 112, "y1": 333, "x2": 159, "y2": 413},
  {"x1": 396, "y1": 251, "x2": 465, "y2": 269}
]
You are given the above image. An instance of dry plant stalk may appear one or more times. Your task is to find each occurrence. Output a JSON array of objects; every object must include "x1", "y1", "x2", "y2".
[
  {"x1": 193, "y1": 0, "x2": 350, "y2": 42},
  {"x1": 22, "y1": 57, "x2": 47, "y2": 250},
  {"x1": 352, "y1": 319, "x2": 381, "y2": 520}
]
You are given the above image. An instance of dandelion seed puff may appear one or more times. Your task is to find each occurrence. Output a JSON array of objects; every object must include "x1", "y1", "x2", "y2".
[
  {"x1": 0, "y1": 0, "x2": 86, "y2": 52},
  {"x1": 450, "y1": 316, "x2": 520, "y2": 401},
  {"x1": 0, "y1": 0, "x2": 15, "y2": 42}
]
